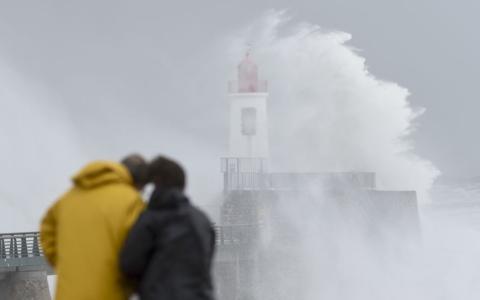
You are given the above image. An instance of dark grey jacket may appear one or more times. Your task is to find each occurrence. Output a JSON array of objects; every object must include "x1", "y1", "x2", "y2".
[{"x1": 120, "y1": 188, "x2": 215, "y2": 300}]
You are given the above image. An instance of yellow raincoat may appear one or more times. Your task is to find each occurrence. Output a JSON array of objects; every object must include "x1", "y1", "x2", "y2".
[{"x1": 40, "y1": 161, "x2": 145, "y2": 300}]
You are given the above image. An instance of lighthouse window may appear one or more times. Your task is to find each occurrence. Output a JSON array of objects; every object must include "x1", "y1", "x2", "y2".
[{"x1": 241, "y1": 107, "x2": 257, "y2": 136}]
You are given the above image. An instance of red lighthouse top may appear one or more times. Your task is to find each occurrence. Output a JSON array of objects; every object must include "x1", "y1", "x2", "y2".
[
  {"x1": 228, "y1": 52, "x2": 267, "y2": 93},
  {"x1": 238, "y1": 52, "x2": 259, "y2": 93}
]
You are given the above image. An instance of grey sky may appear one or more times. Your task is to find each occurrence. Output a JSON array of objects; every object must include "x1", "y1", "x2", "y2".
[{"x1": 0, "y1": 0, "x2": 478, "y2": 178}]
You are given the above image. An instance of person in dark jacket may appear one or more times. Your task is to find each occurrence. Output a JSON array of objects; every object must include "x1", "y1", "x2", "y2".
[{"x1": 120, "y1": 156, "x2": 216, "y2": 300}]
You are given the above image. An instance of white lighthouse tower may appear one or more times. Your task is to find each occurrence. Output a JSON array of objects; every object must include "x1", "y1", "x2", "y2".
[{"x1": 228, "y1": 52, "x2": 269, "y2": 158}]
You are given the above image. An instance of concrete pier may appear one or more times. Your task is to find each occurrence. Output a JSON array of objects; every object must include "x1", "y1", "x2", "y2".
[{"x1": 0, "y1": 271, "x2": 51, "y2": 299}]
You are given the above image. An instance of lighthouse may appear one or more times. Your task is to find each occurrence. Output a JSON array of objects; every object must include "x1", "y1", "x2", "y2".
[{"x1": 228, "y1": 52, "x2": 269, "y2": 158}]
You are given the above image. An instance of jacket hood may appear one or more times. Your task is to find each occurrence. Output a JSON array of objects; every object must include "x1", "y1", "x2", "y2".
[
  {"x1": 72, "y1": 161, "x2": 133, "y2": 189},
  {"x1": 148, "y1": 188, "x2": 189, "y2": 210}
]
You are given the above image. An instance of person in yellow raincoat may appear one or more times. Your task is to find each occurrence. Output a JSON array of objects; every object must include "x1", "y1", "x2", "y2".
[{"x1": 40, "y1": 155, "x2": 147, "y2": 300}]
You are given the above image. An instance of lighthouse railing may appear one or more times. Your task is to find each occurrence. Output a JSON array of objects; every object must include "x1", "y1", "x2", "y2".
[
  {"x1": 228, "y1": 80, "x2": 268, "y2": 93},
  {"x1": 0, "y1": 232, "x2": 43, "y2": 259},
  {"x1": 221, "y1": 157, "x2": 269, "y2": 191}
]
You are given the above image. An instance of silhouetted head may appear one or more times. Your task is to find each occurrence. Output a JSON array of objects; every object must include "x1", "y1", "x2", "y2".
[
  {"x1": 121, "y1": 154, "x2": 149, "y2": 190},
  {"x1": 149, "y1": 156, "x2": 186, "y2": 191}
]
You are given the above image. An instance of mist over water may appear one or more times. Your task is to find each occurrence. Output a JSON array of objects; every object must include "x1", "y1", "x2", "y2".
[
  {"x1": 0, "y1": 62, "x2": 225, "y2": 231},
  {"x1": 0, "y1": 61, "x2": 85, "y2": 231},
  {"x1": 258, "y1": 190, "x2": 480, "y2": 300}
]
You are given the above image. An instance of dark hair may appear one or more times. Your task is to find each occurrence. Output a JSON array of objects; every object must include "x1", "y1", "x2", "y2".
[
  {"x1": 149, "y1": 156, "x2": 186, "y2": 190},
  {"x1": 121, "y1": 154, "x2": 149, "y2": 189}
]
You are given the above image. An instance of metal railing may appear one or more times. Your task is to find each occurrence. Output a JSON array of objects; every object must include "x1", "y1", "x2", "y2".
[
  {"x1": 221, "y1": 163, "x2": 376, "y2": 191},
  {"x1": 0, "y1": 232, "x2": 43, "y2": 259},
  {"x1": 221, "y1": 157, "x2": 268, "y2": 173},
  {"x1": 228, "y1": 80, "x2": 268, "y2": 93},
  {"x1": 221, "y1": 157, "x2": 269, "y2": 191},
  {"x1": 0, "y1": 226, "x2": 256, "y2": 257},
  {"x1": 267, "y1": 172, "x2": 376, "y2": 190}
]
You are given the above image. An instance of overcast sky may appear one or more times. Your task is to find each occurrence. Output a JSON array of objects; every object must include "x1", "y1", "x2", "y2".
[{"x1": 0, "y1": 0, "x2": 478, "y2": 179}]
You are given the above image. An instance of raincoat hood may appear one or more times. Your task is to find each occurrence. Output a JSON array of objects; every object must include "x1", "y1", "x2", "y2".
[{"x1": 72, "y1": 161, "x2": 132, "y2": 189}]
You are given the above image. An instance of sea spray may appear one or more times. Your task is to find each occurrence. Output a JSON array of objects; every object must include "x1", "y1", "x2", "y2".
[
  {"x1": 227, "y1": 10, "x2": 438, "y2": 203},
  {"x1": 223, "y1": 10, "x2": 480, "y2": 300}
]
